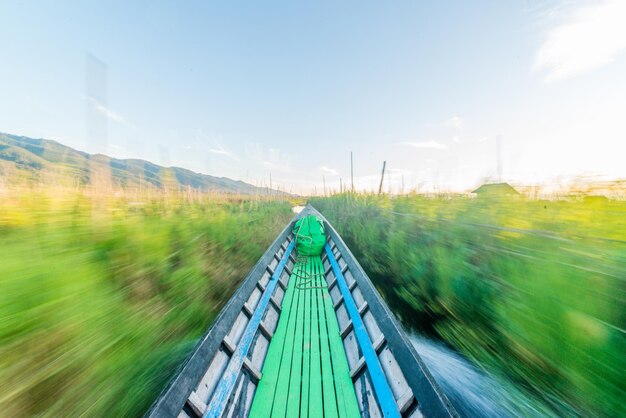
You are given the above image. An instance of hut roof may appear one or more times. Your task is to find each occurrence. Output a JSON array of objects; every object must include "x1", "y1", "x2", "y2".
[{"x1": 472, "y1": 182, "x2": 519, "y2": 195}]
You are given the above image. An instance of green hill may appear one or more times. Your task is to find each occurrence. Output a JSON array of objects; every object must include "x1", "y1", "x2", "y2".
[{"x1": 0, "y1": 133, "x2": 285, "y2": 195}]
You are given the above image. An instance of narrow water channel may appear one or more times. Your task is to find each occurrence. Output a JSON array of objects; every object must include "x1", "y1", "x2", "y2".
[{"x1": 409, "y1": 334, "x2": 562, "y2": 418}]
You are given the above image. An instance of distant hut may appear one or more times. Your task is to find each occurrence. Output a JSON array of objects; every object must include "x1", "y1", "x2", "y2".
[{"x1": 472, "y1": 182, "x2": 519, "y2": 198}]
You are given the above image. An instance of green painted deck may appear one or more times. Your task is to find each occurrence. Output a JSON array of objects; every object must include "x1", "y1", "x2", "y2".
[{"x1": 249, "y1": 256, "x2": 360, "y2": 418}]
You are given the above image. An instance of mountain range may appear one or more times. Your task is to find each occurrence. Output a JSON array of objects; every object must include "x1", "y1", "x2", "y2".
[{"x1": 0, "y1": 133, "x2": 285, "y2": 195}]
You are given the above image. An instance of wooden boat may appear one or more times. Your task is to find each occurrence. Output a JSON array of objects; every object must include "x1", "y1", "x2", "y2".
[{"x1": 147, "y1": 205, "x2": 457, "y2": 418}]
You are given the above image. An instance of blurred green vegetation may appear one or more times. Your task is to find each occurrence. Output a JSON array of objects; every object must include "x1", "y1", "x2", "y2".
[
  {"x1": 311, "y1": 193, "x2": 625, "y2": 417},
  {"x1": 0, "y1": 187, "x2": 293, "y2": 417}
]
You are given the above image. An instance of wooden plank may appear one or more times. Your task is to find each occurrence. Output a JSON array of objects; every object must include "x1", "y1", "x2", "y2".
[
  {"x1": 285, "y1": 258, "x2": 307, "y2": 416},
  {"x1": 247, "y1": 334, "x2": 270, "y2": 387},
  {"x1": 242, "y1": 358, "x2": 262, "y2": 383},
  {"x1": 270, "y1": 296, "x2": 282, "y2": 313},
  {"x1": 258, "y1": 321, "x2": 273, "y2": 341},
  {"x1": 397, "y1": 391, "x2": 415, "y2": 414},
  {"x1": 317, "y1": 256, "x2": 361, "y2": 418},
  {"x1": 187, "y1": 391, "x2": 207, "y2": 417},
  {"x1": 328, "y1": 266, "x2": 350, "y2": 292},
  {"x1": 247, "y1": 253, "x2": 300, "y2": 417},
  {"x1": 328, "y1": 276, "x2": 337, "y2": 290},
  {"x1": 340, "y1": 321, "x2": 354, "y2": 339},
  {"x1": 222, "y1": 335, "x2": 236, "y2": 355},
  {"x1": 350, "y1": 334, "x2": 387, "y2": 380},
  {"x1": 308, "y1": 259, "x2": 323, "y2": 418},
  {"x1": 359, "y1": 301, "x2": 369, "y2": 315},
  {"x1": 247, "y1": 288, "x2": 262, "y2": 311},
  {"x1": 278, "y1": 276, "x2": 288, "y2": 290},
  {"x1": 263, "y1": 258, "x2": 303, "y2": 417},
  {"x1": 300, "y1": 259, "x2": 312, "y2": 418},
  {"x1": 316, "y1": 258, "x2": 339, "y2": 418},
  {"x1": 242, "y1": 302, "x2": 254, "y2": 318},
  {"x1": 226, "y1": 313, "x2": 249, "y2": 348},
  {"x1": 194, "y1": 350, "x2": 229, "y2": 403},
  {"x1": 334, "y1": 295, "x2": 344, "y2": 310}
]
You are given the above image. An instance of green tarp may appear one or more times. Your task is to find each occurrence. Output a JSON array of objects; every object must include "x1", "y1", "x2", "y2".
[{"x1": 292, "y1": 215, "x2": 326, "y2": 256}]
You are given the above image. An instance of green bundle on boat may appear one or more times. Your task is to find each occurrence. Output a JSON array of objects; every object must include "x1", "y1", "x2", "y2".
[{"x1": 292, "y1": 215, "x2": 326, "y2": 256}]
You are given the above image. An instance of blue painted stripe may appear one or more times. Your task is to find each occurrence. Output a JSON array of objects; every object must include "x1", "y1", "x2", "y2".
[
  {"x1": 325, "y1": 243, "x2": 401, "y2": 418},
  {"x1": 204, "y1": 240, "x2": 295, "y2": 418}
]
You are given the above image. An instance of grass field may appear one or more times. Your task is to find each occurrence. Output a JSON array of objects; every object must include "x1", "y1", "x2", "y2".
[
  {"x1": 0, "y1": 187, "x2": 293, "y2": 417},
  {"x1": 2, "y1": 184, "x2": 623, "y2": 417},
  {"x1": 311, "y1": 193, "x2": 625, "y2": 417}
]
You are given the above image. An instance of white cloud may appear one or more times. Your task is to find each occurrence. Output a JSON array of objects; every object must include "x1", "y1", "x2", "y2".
[
  {"x1": 401, "y1": 140, "x2": 449, "y2": 150},
  {"x1": 88, "y1": 98, "x2": 128, "y2": 125},
  {"x1": 85, "y1": 97, "x2": 139, "y2": 130},
  {"x1": 445, "y1": 116, "x2": 464, "y2": 129},
  {"x1": 533, "y1": 0, "x2": 626, "y2": 82},
  {"x1": 96, "y1": 103, "x2": 125, "y2": 123},
  {"x1": 200, "y1": 136, "x2": 240, "y2": 162},
  {"x1": 207, "y1": 146, "x2": 240, "y2": 161},
  {"x1": 319, "y1": 166, "x2": 339, "y2": 176}
]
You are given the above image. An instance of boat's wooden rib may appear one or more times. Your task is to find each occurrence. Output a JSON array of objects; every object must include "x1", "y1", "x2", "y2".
[{"x1": 146, "y1": 205, "x2": 458, "y2": 418}]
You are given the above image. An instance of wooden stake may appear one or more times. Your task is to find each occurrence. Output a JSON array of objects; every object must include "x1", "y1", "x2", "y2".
[
  {"x1": 378, "y1": 161, "x2": 386, "y2": 194},
  {"x1": 350, "y1": 151, "x2": 354, "y2": 192}
]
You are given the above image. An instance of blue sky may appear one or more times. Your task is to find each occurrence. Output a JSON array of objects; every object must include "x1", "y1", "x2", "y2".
[{"x1": 1, "y1": 1, "x2": 625, "y2": 193}]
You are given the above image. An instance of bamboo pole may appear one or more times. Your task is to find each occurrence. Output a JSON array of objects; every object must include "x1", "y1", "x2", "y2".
[{"x1": 378, "y1": 161, "x2": 387, "y2": 194}]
